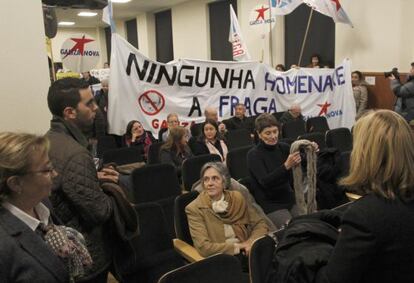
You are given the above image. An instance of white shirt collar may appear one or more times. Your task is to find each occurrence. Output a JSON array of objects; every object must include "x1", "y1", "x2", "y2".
[{"x1": 2, "y1": 202, "x2": 50, "y2": 231}]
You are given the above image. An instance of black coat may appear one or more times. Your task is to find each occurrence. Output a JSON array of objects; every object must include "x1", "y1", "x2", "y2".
[
  {"x1": 316, "y1": 194, "x2": 414, "y2": 283},
  {"x1": 271, "y1": 211, "x2": 340, "y2": 283},
  {"x1": 0, "y1": 207, "x2": 69, "y2": 282}
]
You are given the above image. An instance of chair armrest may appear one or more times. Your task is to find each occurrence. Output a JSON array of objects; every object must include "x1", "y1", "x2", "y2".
[
  {"x1": 345, "y1": 192, "x2": 362, "y2": 201},
  {"x1": 173, "y1": 238, "x2": 204, "y2": 262}
]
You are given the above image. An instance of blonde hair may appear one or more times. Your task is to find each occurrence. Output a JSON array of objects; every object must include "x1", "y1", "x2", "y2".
[
  {"x1": 0, "y1": 132, "x2": 49, "y2": 200},
  {"x1": 340, "y1": 110, "x2": 414, "y2": 201}
]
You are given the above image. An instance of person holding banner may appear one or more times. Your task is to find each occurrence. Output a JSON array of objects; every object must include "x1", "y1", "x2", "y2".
[
  {"x1": 122, "y1": 120, "x2": 156, "y2": 159},
  {"x1": 192, "y1": 120, "x2": 229, "y2": 162},
  {"x1": 247, "y1": 113, "x2": 301, "y2": 227}
]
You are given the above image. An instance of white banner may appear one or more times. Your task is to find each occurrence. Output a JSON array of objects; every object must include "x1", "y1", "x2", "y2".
[{"x1": 108, "y1": 34, "x2": 355, "y2": 136}]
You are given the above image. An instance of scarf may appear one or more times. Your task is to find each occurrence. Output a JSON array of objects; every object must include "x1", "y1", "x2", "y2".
[
  {"x1": 205, "y1": 139, "x2": 228, "y2": 162},
  {"x1": 41, "y1": 224, "x2": 93, "y2": 282},
  {"x1": 205, "y1": 191, "x2": 250, "y2": 242}
]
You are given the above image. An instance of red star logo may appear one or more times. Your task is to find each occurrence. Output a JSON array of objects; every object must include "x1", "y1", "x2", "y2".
[
  {"x1": 255, "y1": 6, "x2": 269, "y2": 21},
  {"x1": 331, "y1": 0, "x2": 341, "y2": 11},
  {"x1": 62, "y1": 35, "x2": 94, "y2": 59},
  {"x1": 317, "y1": 101, "x2": 332, "y2": 116}
]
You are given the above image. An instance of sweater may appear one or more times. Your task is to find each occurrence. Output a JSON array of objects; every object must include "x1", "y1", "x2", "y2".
[{"x1": 247, "y1": 141, "x2": 295, "y2": 213}]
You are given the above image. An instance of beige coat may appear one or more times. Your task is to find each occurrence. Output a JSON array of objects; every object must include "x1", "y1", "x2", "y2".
[
  {"x1": 353, "y1": 83, "x2": 368, "y2": 117},
  {"x1": 185, "y1": 190, "x2": 269, "y2": 257}
]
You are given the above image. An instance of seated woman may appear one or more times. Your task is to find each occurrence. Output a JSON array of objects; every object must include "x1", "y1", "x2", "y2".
[
  {"x1": 159, "y1": 126, "x2": 193, "y2": 178},
  {"x1": 122, "y1": 120, "x2": 156, "y2": 159},
  {"x1": 315, "y1": 110, "x2": 414, "y2": 282},
  {"x1": 247, "y1": 113, "x2": 302, "y2": 228},
  {"x1": 186, "y1": 162, "x2": 269, "y2": 258},
  {"x1": 191, "y1": 119, "x2": 228, "y2": 162},
  {"x1": 0, "y1": 132, "x2": 91, "y2": 282}
]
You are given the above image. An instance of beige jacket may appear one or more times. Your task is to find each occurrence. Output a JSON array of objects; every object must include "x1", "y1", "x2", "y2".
[
  {"x1": 185, "y1": 190, "x2": 269, "y2": 257},
  {"x1": 353, "y1": 83, "x2": 368, "y2": 117}
]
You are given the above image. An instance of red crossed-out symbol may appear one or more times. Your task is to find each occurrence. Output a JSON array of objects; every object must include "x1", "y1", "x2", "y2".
[
  {"x1": 62, "y1": 35, "x2": 94, "y2": 59},
  {"x1": 255, "y1": 6, "x2": 269, "y2": 21},
  {"x1": 138, "y1": 90, "x2": 165, "y2": 116},
  {"x1": 317, "y1": 101, "x2": 332, "y2": 116}
]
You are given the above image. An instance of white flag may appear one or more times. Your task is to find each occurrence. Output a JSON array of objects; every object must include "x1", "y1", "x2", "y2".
[
  {"x1": 228, "y1": 4, "x2": 251, "y2": 61},
  {"x1": 303, "y1": 0, "x2": 353, "y2": 27},
  {"x1": 102, "y1": 1, "x2": 116, "y2": 32},
  {"x1": 270, "y1": 0, "x2": 304, "y2": 15}
]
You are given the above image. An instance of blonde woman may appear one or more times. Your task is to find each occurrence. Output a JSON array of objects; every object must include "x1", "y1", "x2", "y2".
[
  {"x1": 316, "y1": 110, "x2": 414, "y2": 282},
  {"x1": 0, "y1": 133, "x2": 91, "y2": 282}
]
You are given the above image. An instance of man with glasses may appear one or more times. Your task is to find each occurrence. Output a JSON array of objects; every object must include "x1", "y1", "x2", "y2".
[
  {"x1": 45, "y1": 78, "x2": 116, "y2": 283},
  {"x1": 160, "y1": 113, "x2": 180, "y2": 142}
]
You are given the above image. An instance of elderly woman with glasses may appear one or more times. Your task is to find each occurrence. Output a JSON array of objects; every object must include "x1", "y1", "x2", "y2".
[
  {"x1": 186, "y1": 162, "x2": 269, "y2": 258},
  {"x1": 0, "y1": 132, "x2": 91, "y2": 282}
]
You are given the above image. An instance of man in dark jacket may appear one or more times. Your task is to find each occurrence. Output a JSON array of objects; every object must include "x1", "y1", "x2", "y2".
[
  {"x1": 46, "y1": 78, "x2": 118, "y2": 282},
  {"x1": 390, "y1": 62, "x2": 414, "y2": 121},
  {"x1": 224, "y1": 103, "x2": 254, "y2": 134}
]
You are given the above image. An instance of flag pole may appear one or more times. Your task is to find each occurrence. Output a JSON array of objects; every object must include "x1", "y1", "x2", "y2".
[
  {"x1": 268, "y1": 0, "x2": 274, "y2": 67},
  {"x1": 297, "y1": 8, "x2": 314, "y2": 66}
]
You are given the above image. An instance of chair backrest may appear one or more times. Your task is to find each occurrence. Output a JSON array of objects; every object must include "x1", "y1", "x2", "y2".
[
  {"x1": 102, "y1": 146, "x2": 144, "y2": 165},
  {"x1": 249, "y1": 235, "x2": 277, "y2": 283},
  {"x1": 226, "y1": 145, "x2": 253, "y2": 180},
  {"x1": 272, "y1": 111, "x2": 285, "y2": 121},
  {"x1": 325, "y1": 127, "x2": 353, "y2": 152},
  {"x1": 147, "y1": 142, "x2": 165, "y2": 165},
  {"x1": 158, "y1": 127, "x2": 168, "y2": 141},
  {"x1": 282, "y1": 119, "x2": 306, "y2": 139},
  {"x1": 181, "y1": 154, "x2": 222, "y2": 191},
  {"x1": 306, "y1": 116, "x2": 330, "y2": 133},
  {"x1": 338, "y1": 150, "x2": 351, "y2": 178},
  {"x1": 132, "y1": 164, "x2": 182, "y2": 238},
  {"x1": 131, "y1": 163, "x2": 181, "y2": 203},
  {"x1": 174, "y1": 191, "x2": 199, "y2": 245},
  {"x1": 134, "y1": 202, "x2": 173, "y2": 259},
  {"x1": 96, "y1": 135, "x2": 118, "y2": 158},
  {"x1": 298, "y1": 132, "x2": 327, "y2": 150},
  {"x1": 226, "y1": 129, "x2": 253, "y2": 150},
  {"x1": 158, "y1": 254, "x2": 245, "y2": 283},
  {"x1": 190, "y1": 123, "x2": 204, "y2": 138}
]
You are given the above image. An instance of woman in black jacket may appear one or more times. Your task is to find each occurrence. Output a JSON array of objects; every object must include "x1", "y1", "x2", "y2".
[
  {"x1": 122, "y1": 120, "x2": 156, "y2": 159},
  {"x1": 192, "y1": 119, "x2": 228, "y2": 162},
  {"x1": 316, "y1": 110, "x2": 414, "y2": 283},
  {"x1": 247, "y1": 113, "x2": 302, "y2": 228},
  {"x1": 159, "y1": 126, "x2": 192, "y2": 178}
]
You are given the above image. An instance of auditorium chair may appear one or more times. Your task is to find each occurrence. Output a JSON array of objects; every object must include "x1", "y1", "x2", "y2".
[
  {"x1": 158, "y1": 254, "x2": 248, "y2": 283},
  {"x1": 249, "y1": 235, "x2": 277, "y2": 283},
  {"x1": 147, "y1": 142, "x2": 165, "y2": 165},
  {"x1": 173, "y1": 191, "x2": 204, "y2": 263},
  {"x1": 102, "y1": 146, "x2": 144, "y2": 166},
  {"x1": 226, "y1": 145, "x2": 253, "y2": 181},
  {"x1": 306, "y1": 116, "x2": 330, "y2": 133},
  {"x1": 225, "y1": 128, "x2": 254, "y2": 150},
  {"x1": 131, "y1": 164, "x2": 182, "y2": 238},
  {"x1": 325, "y1": 127, "x2": 353, "y2": 152},
  {"x1": 272, "y1": 111, "x2": 285, "y2": 121},
  {"x1": 281, "y1": 119, "x2": 306, "y2": 139},
  {"x1": 181, "y1": 154, "x2": 222, "y2": 191},
  {"x1": 122, "y1": 202, "x2": 184, "y2": 283},
  {"x1": 96, "y1": 135, "x2": 118, "y2": 158},
  {"x1": 298, "y1": 132, "x2": 327, "y2": 150}
]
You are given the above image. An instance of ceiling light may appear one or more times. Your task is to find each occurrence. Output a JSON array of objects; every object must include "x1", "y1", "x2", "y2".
[
  {"x1": 78, "y1": 11, "x2": 98, "y2": 17},
  {"x1": 58, "y1": 21, "x2": 75, "y2": 26},
  {"x1": 111, "y1": 0, "x2": 131, "y2": 3}
]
